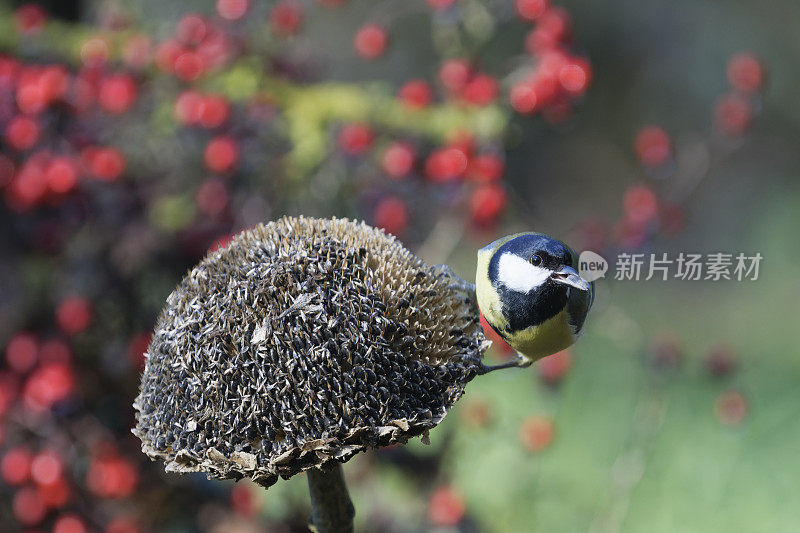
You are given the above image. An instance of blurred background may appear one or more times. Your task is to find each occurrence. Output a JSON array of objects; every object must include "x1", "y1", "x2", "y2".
[{"x1": 0, "y1": 0, "x2": 798, "y2": 531}]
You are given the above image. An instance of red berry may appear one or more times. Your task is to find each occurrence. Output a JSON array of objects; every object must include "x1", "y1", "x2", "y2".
[
  {"x1": 525, "y1": 7, "x2": 571, "y2": 52},
  {"x1": 614, "y1": 216, "x2": 648, "y2": 249},
  {"x1": 195, "y1": 178, "x2": 229, "y2": 216},
  {"x1": 539, "y1": 7, "x2": 572, "y2": 42},
  {"x1": 230, "y1": 483, "x2": 257, "y2": 517},
  {"x1": 461, "y1": 397, "x2": 492, "y2": 428},
  {"x1": 532, "y1": 73, "x2": 560, "y2": 106},
  {"x1": 705, "y1": 343, "x2": 738, "y2": 378},
  {"x1": 39, "y1": 65, "x2": 68, "y2": 102},
  {"x1": 106, "y1": 518, "x2": 142, "y2": 533},
  {"x1": 623, "y1": 184, "x2": 658, "y2": 225},
  {"x1": 198, "y1": 32, "x2": 233, "y2": 69},
  {"x1": 715, "y1": 390, "x2": 747, "y2": 426},
  {"x1": 53, "y1": 514, "x2": 87, "y2": 533},
  {"x1": 354, "y1": 24, "x2": 388, "y2": 60},
  {"x1": 154, "y1": 39, "x2": 182, "y2": 72},
  {"x1": 374, "y1": 196, "x2": 408, "y2": 236},
  {"x1": 470, "y1": 184, "x2": 506, "y2": 226},
  {"x1": 6, "y1": 331, "x2": 39, "y2": 374},
  {"x1": 174, "y1": 90, "x2": 203, "y2": 125},
  {"x1": 428, "y1": 486, "x2": 465, "y2": 527},
  {"x1": 0, "y1": 56, "x2": 21, "y2": 89},
  {"x1": 12, "y1": 486, "x2": 46, "y2": 526},
  {"x1": 217, "y1": 0, "x2": 250, "y2": 20},
  {"x1": 127, "y1": 332, "x2": 151, "y2": 369},
  {"x1": 176, "y1": 14, "x2": 208, "y2": 46},
  {"x1": 38, "y1": 477, "x2": 70, "y2": 508},
  {"x1": 15, "y1": 3, "x2": 47, "y2": 35},
  {"x1": 537, "y1": 349, "x2": 572, "y2": 385},
  {"x1": 173, "y1": 51, "x2": 206, "y2": 81},
  {"x1": 439, "y1": 59, "x2": 471, "y2": 94},
  {"x1": 381, "y1": 142, "x2": 415, "y2": 178},
  {"x1": 519, "y1": 415, "x2": 554, "y2": 452},
  {"x1": 558, "y1": 57, "x2": 591, "y2": 95},
  {"x1": 198, "y1": 33, "x2": 232, "y2": 70},
  {"x1": 80, "y1": 36, "x2": 111, "y2": 67},
  {"x1": 98, "y1": 74, "x2": 138, "y2": 114},
  {"x1": 727, "y1": 52, "x2": 765, "y2": 93},
  {"x1": 86, "y1": 455, "x2": 139, "y2": 498},
  {"x1": 5, "y1": 115, "x2": 40, "y2": 151},
  {"x1": 198, "y1": 94, "x2": 230, "y2": 128},
  {"x1": 424, "y1": 146, "x2": 468, "y2": 182},
  {"x1": 23, "y1": 361, "x2": 75, "y2": 410},
  {"x1": 461, "y1": 74, "x2": 498, "y2": 106},
  {"x1": 2, "y1": 447, "x2": 33, "y2": 485},
  {"x1": 88, "y1": 147, "x2": 126, "y2": 181},
  {"x1": 515, "y1": 0, "x2": 549, "y2": 21},
  {"x1": 16, "y1": 77, "x2": 47, "y2": 115},
  {"x1": 634, "y1": 126, "x2": 671, "y2": 167},
  {"x1": 398, "y1": 79, "x2": 433, "y2": 109},
  {"x1": 270, "y1": 1, "x2": 303, "y2": 37},
  {"x1": 208, "y1": 233, "x2": 235, "y2": 253},
  {"x1": 56, "y1": 295, "x2": 93, "y2": 335},
  {"x1": 338, "y1": 123, "x2": 374, "y2": 155},
  {"x1": 204, "y1": 136, "x2": 239, "y2": 173},
  {"x1": 31, "y1": 450, "x2": 63, "y2": 486},
  {"x1": 46, "y1": 157, "x2": 79, "y2": 194},
  {"x1": 122, "y1": 35, "x2": 152, "y2": 69},
  {"x1": 6, "y1": 160, "x2": 47, "y2": 210},
  {"x1": 714, "y1": 93, "x2": 752, "y2": 136},
  {"x1": 649, "y1": 333, "x2": 682, "y2": 368},
  {"x1": 538, "y1": 48, "x2": 569, "y2": 76},
  {"x1": 467, "y1": 154, "x2": 504, "y2": 182},
  {"x1": 509, "y1": 82, "x2": 539, "y2": 114}
]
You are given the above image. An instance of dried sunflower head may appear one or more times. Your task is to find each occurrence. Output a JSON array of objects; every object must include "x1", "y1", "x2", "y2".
[{"x1": 133, "y1": 216, "x2": 487, "y2": 487}]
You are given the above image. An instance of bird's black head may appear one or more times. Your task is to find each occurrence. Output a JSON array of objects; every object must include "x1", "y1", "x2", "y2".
[{"x1": 487, "y1": 233, "x2": 589, "y2": 332}]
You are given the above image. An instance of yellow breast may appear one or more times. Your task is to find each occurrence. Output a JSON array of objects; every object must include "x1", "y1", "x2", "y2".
[{"x1": 503, "y1": 307, "x2": 576, "y2": 362}]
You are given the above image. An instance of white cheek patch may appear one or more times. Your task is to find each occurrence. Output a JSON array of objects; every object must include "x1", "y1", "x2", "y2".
[{"x1": 497, "y1": 253, "x2": 551, "y2": 293}]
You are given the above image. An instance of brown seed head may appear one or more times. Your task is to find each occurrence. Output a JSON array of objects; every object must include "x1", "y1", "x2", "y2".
[{"x1": 133, "y1": 217, "x2": 487, "y2": 487}]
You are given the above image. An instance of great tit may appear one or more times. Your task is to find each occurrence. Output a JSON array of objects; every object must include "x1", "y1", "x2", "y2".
[{"x1": 475, "y1": 232, "x2": 594, "y2": 371}]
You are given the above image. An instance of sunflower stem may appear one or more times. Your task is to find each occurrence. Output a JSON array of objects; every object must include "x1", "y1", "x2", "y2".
[{"x1": 307, "y1": 462, "x2": 355, "y2": 533}]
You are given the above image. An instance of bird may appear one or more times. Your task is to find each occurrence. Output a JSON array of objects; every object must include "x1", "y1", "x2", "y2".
[{"x1": 473, "y1": 232, "x2": 594, "y2": 372}]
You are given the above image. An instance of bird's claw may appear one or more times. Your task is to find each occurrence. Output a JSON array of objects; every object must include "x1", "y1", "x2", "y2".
[{"x1": 478, "y1": 355, "x2": 532, "y2": 374}]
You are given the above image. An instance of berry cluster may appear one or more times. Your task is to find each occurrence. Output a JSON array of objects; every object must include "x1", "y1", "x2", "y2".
[
  {"x1": 575, "y1": 51, "x2": 767, "y2": 251},
  {"x1": 325, "y1": 0, "x2": 592, "y2": 234},
  {"x1": 0, "y1": 0, "x2": 594, "y2": 238},
  {"x1": 1, "y1": 328, "x2": 144, "y2": 531},
  {"x1": 0, "y1": 55, "x2": 131, "y2": 211}
]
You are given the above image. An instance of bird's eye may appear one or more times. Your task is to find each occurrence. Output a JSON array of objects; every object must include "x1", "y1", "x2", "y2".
[{"x1": 530, "y1": 254, "x2": 542, "y2": 266}]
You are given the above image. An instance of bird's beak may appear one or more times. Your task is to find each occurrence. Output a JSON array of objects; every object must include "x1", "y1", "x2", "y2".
[{"x1": 550, "y1": 265, "x2": 590, "y2": 291}]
